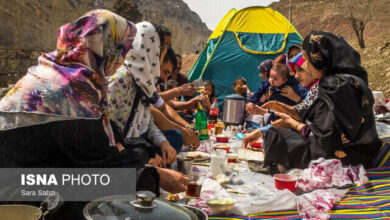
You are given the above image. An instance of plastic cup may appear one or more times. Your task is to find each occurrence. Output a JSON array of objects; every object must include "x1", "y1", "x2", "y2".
[{"x1": 274, "y1": 174, "x2": 297, "y2": 192}]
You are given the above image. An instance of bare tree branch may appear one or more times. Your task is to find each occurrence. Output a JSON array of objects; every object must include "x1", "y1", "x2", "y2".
[{"x1": 338, "y1": 0, "x2": 378, "y2": 48}]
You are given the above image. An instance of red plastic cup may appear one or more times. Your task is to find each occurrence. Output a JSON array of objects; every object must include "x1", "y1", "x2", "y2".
[{"x1": 274, "y1": 174, "x2": 297, "y2": 192}]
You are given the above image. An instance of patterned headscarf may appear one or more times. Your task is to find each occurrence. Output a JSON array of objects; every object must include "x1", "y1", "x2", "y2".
[
  {"x1": 302, "y1": 31, "x2": 368, "y2": 83},
  {"x1": 0, "y1": 10, "x2": 136, "y2": 133},
  {"x1": 288, "y1": 52, "x2": 305, "y2": 74},
  {"x1": 107, "y1": 21, "x2": 161, "y2": 138},
  {"x1": 257, "y1": 59, "x2": 274, "y2": 79}
]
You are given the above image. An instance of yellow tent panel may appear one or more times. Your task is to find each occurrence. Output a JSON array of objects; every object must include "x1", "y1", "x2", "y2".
[{"x1": 226, "y1": 7, "x2": 300, "y2": 35}]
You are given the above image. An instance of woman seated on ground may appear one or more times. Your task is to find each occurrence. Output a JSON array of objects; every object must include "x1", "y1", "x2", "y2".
[
  {"x1": 245, "y1": 52, "x2": 320, "y2": 153},
  {"x1": 244, "y1": 31, "x2": 381, "y2": 174},
  {"x1": 0, "y1": 11, "x2": 187, "y2": 219},
  {"x1": 107, "y1": 22, "x2": 186, "y2": 169}
]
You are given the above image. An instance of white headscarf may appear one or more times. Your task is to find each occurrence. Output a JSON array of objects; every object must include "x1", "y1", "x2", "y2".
[{"x1": 107, "y1": 21, "x2": 161, "y2": 138}]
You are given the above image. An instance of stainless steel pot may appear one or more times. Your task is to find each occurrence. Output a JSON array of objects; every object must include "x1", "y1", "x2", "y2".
[
  {"x1": 84, "y1": 191, "x2": 205, "y2": 220},
  {"x1": 223, "y1": 94, "x2": 246, "y2": 126},
  {"x1": 0, "y1": 194, "x2": 62, "y2": 220},
  {"x1": 0, "y1": 205, "x2": 44, "y2": 220}
]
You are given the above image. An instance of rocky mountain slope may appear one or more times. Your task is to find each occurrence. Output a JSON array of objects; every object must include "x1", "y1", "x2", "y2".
[{"x1": 0, "y1": 0, "x2": 211, "y2": 86}]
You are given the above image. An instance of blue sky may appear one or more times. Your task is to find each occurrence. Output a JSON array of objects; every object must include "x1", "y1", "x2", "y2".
[{"x1": 183, "y1": 0, "x2": 279, "y2": 30}]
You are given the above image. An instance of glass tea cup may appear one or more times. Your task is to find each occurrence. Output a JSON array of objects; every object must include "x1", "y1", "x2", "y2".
[
  {"x1": 186, "y1": 172, "x2": 206, "y2": 199},
  {"x1": 193, "y1": 78, "x2": 205, "y2": 94}
]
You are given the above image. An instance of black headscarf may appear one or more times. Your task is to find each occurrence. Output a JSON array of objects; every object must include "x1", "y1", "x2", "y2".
[
  {"x1": 257, "y1": 59, "x2": 274, "y2": 78},
  {"x1": 302, "y1": 31, "x2": 368, "y2": 83}
]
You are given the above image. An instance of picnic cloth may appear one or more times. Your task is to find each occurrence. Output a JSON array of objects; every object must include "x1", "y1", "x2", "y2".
[{"x1": 209, "y1": 143, "x2": 390, "y2": 220}]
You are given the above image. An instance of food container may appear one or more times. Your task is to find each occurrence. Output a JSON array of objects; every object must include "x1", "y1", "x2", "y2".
[
  {"x1": 274, "y1": 174, "x2": 297, "y2": 192},
  {"x1": 214, "y1": 145, "x2": 230, "y2": 153},
  {"x1": 216, "y1": 136, "x2": 229, "y2": 143},
  {"x1": 223, "y1": 94, "x2": 246, "y2": 126},
  {"x1": 214, "y1": 122, "x2": 224, "y2": 135},
  {"x1": 206, "y1": 198, "x2": 235, "y2": 214},
  {"x1": 84, "y1": 191, "x2": 201, "y2": 220}
]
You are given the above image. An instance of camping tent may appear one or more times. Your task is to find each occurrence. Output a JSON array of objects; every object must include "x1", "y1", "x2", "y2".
[{"x1": 187, "y1": 6, "x2": 303, "y2": 101}]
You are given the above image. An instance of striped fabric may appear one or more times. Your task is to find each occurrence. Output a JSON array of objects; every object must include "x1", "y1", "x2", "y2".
[
  {"x1": 209, "y1": 150, "x2": 390, "y2": 220},
  {"x1": 373, "y1": 142, "x2": 390, "y2": 168}
]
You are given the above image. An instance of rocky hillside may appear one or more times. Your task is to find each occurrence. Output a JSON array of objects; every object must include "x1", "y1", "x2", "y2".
[
  {"x1": 269, "y1": 0, "x2": 390, "y2": 96},
  {"x1": 0, "y1": 0, "x2": 211, "y2": 87}
]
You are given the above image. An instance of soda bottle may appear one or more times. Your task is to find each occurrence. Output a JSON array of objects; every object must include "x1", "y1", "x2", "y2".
[
  {"x1": 209, "y1": 98, "x2": 219, "y2": 122},
  {"x1": 196, "y1": 102, "x2": 209, "y2": 140}
]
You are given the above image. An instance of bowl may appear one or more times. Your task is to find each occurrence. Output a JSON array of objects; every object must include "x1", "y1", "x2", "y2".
[
  {"x1": 274, "y1": 174, "x2": 297, "y2": 192},
  {"x1": 214, "y1": 145, "x2": 230, "y2": 153},
  {"x1": 206, "y1": 198, "x2": 235, "y2": 214},
  {"x1": 216, "y1": 136, "x2": 230, "y2": 143}
]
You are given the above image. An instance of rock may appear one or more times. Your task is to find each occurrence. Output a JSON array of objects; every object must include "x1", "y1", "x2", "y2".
[
  {"x1": 387, "y1": 67, "x2": 390, "y2": 71},
  {"x1": 0, "y1": 0, "x2": 211, "y2": 87},
  {"x1": 380, "y1": 42, "x2": 390, "y2": 51},
  {"x1": 386, "y1": 72, "x2": 390, "y2": 78}
]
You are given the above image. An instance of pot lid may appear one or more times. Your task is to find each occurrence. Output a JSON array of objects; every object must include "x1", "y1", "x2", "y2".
[
  {"x1": 224, "y1": 94, "x2": 245, "y2": 100},
  {"x1": 84, "y1": 191, "x2": 198, "y2": 220}
]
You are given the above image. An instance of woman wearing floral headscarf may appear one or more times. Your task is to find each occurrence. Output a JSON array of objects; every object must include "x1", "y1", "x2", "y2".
[
  {"x1": 0, "y1": 9, "x2": 142, "y2": 165},
  {"x1": 247, "y1": 31, "x2": 381, "y2": 173}
]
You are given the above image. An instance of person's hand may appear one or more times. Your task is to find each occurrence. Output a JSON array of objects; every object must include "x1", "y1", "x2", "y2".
[
  {"x1": 157, "y1": 168, "x2": 189, "y2": 193},
  {"x1": 148, "y1": 154, "x2": 166, "y2": 168},
  {"x1": 243, "y1": 84, "x2": 251, "y2": 93},
  {"x1": 242, "y1": 129, "x2": 262, "y2": 148},
  {"x1": 246, "y1": 103, "x2": 266, "y2": 115},
  {"x1": 201, "y1": 94, "x2": 211, "y2": 108},
  {"x1": 262, "y1": 101, "x2": 301, "y2": 121},
  {"x1": 280, "y1": 86, "x2": 301, "y2": 103},
  {"x1": 179, "y1": 83, "x2": 196, "y2": 97},
  {"x1": 161, "y1": 141, "x2": 177, "y2": 165},
  {"x1": 188, "y1": 96, "x2": 202, "y2": 110},
  {"x1": 271, "y1": 112, "x2": 296, "y2": 129},
  {"x1": 115, "y1": 142, "x2": 125, "y2": 152},
  {"x1": 182, "y1": 128, "x2": 200, "y2": 149}
]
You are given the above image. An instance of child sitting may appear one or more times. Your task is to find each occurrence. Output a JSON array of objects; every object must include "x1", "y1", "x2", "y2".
[
  {"x1": 201, "y1": 80, "x2": 215, "y2": 112},
  {"x1": 233, "y1": 78, "x2": 251, "y2": 100}
]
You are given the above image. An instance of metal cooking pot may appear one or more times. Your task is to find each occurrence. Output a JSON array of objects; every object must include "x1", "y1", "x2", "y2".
[
  {"x1": 223, "y1": 94, "x2": 246, "y2": 126},
  {"x1": 84, "y1": 191, "x2": 207, "y2": 220},
  {"x1": 0, "y1": 194, "x2": 62, "y2": 220}
]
